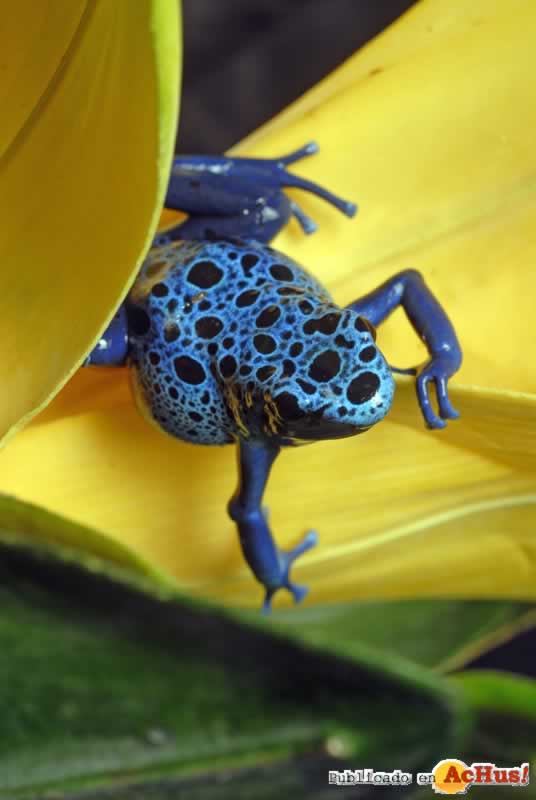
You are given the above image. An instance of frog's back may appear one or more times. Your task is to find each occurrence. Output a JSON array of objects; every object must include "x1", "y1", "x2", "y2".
[
  {"x1": 127, "y1": 239, "x2": 333, "y2": 445},
  {"x1": 132, "y1": 239, "x2": 329, "y2": 301}
]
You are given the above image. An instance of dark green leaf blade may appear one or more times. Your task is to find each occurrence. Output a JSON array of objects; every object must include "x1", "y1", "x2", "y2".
[{"x1": 0, "y1": 541, "x2": 467, "y2": 799}]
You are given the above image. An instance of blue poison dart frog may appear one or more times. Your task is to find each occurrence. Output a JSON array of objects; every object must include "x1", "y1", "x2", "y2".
[{"x1": 85, "y1": 142, "x2": 462, "y2": 611}]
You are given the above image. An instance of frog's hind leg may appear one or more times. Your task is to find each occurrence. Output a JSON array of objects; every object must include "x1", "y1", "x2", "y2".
[
  {"x1": 160, "y1": 143, "x2": 357, "y2": 245},
  {"x1": 155, "y1": 190, "x2": 294, "y2": 246}
]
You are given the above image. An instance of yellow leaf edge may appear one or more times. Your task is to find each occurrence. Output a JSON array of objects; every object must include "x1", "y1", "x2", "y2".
[{"x1": 0, "y1": 493, "x2": 177, "y2": 595}]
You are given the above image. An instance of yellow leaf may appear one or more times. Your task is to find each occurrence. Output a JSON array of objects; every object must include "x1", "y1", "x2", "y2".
[
  {"x1": 1, "y1": 374, "x2": 535, "y2": 608},
  {"x1": 0, "y1": 0, "x2": 180, "y2": 443},
  {"x1": 2, "y1": 0, "x2": 535, "y2": 609},
  {"x1": 238, "y1": 0, "x2": 536, "y2": 394}
]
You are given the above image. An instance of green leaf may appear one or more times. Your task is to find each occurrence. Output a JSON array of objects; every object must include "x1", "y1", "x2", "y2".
[
  {"x1": 258, "y1": 600, "x2": 533, "y2": 673},
  {"x1": 453, "y1": 670, "x2": 536, "y2": 759},
  {"x1": 0, "y1": 540, "x2": 467, "y2": 799},
  {"x1": 438, "y1": 671, "x2": 536, "y2": 800},
  {"x1": 455, "y1": 669, "x2": 536, "y2": 722},
  {"x1": 2, "y1": 499, "x2": 534, "y2": 798}
]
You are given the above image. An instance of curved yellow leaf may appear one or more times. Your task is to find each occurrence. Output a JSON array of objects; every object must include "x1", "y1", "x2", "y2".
[
  {"x1": 0, "y1": 2, "x2": 86, "y2": 156},
  {"x1": 0, "y1": 0, "x2": 180, "y2": 444}
]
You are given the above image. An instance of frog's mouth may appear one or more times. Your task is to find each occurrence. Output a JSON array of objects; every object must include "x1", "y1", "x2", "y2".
[
  {"x1": 279, "y1": 418, "x2": 370, "y2": 444},
  {"x1": 262, "y1": 392, "x2": 371, "y2": 444}
]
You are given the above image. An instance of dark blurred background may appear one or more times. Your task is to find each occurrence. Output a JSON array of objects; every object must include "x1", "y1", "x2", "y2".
[
  {"x1": 176, "y1": 0, "x2": 535, "y2": 677},
  {"x1": 177, "y1": 0, "x2": 417, "y2": 152}
]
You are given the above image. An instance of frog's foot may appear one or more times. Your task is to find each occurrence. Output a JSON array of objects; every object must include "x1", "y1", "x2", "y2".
[
  {"x1": 416, "y1": 355, "x2": 461, "y2": 429},
  {"x1": 164, "y1": 142, "x2": 356, "y2": 244},
  {"x1": 262, "y1": 530, "x2": 319, "y2": 614},
  {"x1": 275, "y1": 143, "x2": 358, "y2": 220}
]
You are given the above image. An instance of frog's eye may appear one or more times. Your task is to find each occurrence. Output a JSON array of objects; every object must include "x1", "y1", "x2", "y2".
[{"x1": 355, "y1": 316, "x2": 377, "y2": 341}]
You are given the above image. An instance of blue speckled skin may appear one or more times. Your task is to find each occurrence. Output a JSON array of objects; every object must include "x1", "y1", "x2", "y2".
[
  {"x1": 128, "y1": 240, "x2": 393, "y2": 447},
  {"x1": 86, "y1": 143, "x2": 462, "y2": 611}
]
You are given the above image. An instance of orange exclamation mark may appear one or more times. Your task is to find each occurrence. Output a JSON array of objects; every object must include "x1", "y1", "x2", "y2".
[{"x1": 521, "y1": 764, "x2": 530, "y2": 785}]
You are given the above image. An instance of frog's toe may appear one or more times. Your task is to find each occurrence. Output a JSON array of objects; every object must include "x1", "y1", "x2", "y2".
[
  {"x1": 436, "y1": 377, "x2": 461, "y2": 420},
  {"x1": 290, "y1": 200, "x2": 319, "y2": 235},
  {"x1": 287, "y1": 582, "x2": 309, "y2": 605},
  {"x1": 283, "y1": 530, "x2": 319, "y2": 567},
  {"x1": 262, "y1": 588, "x2": 277, "y2": 615},
  {"x1": 278, "y1": 141, "x2": 319, "y2": 166},
  {"x1": 262, "y1": 581, "x2": 308, "y2": 614},
  {"x1": 262, "y1": 530, "x2": 318, "y2": 613}
]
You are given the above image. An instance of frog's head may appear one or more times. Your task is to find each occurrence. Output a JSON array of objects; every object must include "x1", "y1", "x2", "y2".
[{"x1": 250, "y1": 307, "x2": 395, "y2": 446}]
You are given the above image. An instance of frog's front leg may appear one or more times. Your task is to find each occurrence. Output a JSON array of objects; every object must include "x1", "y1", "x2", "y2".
[
  {"x1": 348, "y1": 269, "x2": 462, "y2": 429},
  {"x1": 228, "y1": 438, "x2": 318, "y2": 612},
  {"x1": 83, "y1": 306, "x2": 129, "y2": 366},
  {"x1": 159, "y1": 142, "x2": 356, "y2": 245}
]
